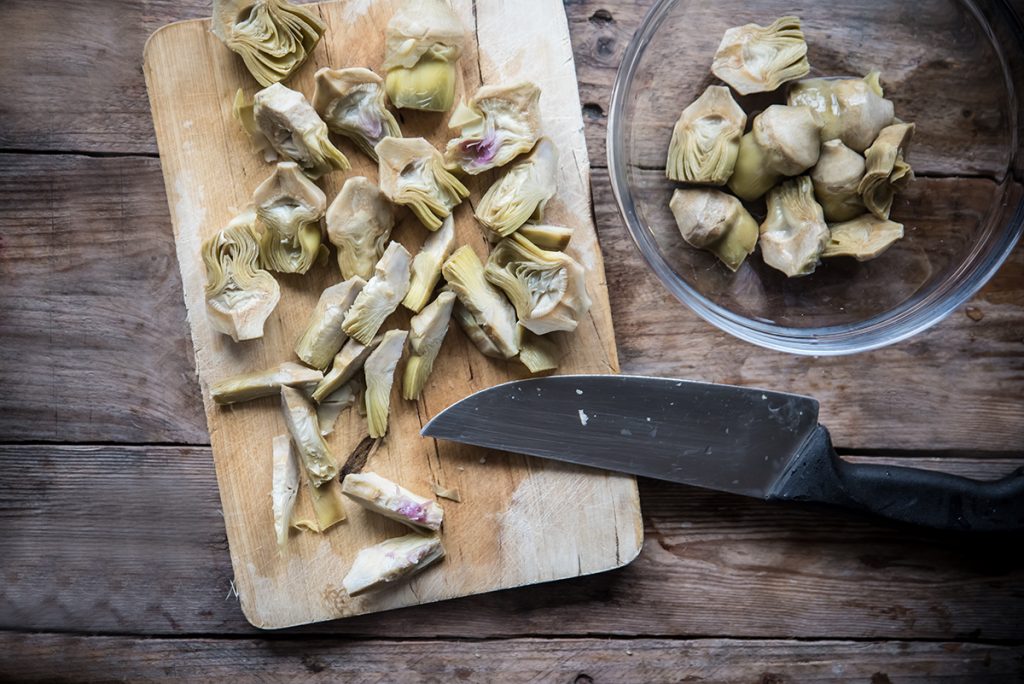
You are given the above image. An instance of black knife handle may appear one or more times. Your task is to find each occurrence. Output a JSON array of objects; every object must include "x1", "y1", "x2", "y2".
[{"x1": 767, "y1": 425, "x2": 1024, "y2": 532}]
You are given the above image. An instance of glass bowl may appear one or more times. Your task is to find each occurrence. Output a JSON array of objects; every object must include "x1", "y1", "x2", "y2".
[{"x1": 607, "y1": 0, "x2": 1024, "y2": 355}]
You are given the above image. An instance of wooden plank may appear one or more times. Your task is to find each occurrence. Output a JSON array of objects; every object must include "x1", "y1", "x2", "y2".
[
  {"x1": 2, "y1": 634, "x2": 1021, "y2": 683},
  {"x1": 3, "y1": 444, "x2": 1022, "y2": 638}
]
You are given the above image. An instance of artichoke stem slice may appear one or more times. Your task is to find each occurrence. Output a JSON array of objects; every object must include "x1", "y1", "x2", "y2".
[
  {"x1": 403, "y1": 290, "x2": 456, "y2": 400},
  {"x1": 211, "y1": 362, "x2": 324, "y2": 405},
  {"x1": 342, "y1": 533, "x2": 445, "y2": 596},
  {"x1": 280, "y1": 386, "x2": 338, "y2": 487},
  {"x1": 403, "y1": 216, "x2": 457, "y2": 313},
  {"x1": 294, "y1": 278, "x2": 367, "y2": 371},
  {"x1": 312, "y1": 336, "x2": 382, "y2": 404},
  {"x1": 341, "y1": 471, "x2": 444, "y2": 531},
  {"x1": 271, "y1": 434, "x2": 300, "y2": 548},
  {"x1": 363, "y1": 329, "x2": 408, "y2": 439}
]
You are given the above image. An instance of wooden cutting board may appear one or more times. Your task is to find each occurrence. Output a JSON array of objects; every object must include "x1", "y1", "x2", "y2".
[{"x1": 143, "y1": 0, "x2": 642, "y2": 629}]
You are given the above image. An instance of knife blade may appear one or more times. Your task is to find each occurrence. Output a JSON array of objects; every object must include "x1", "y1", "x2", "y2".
[{"x1": 422, "y1": 375, "x2": 1024, "y2": 532}]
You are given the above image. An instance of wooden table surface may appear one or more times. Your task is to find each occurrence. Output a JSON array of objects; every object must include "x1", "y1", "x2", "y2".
[{"x1": 1, "y1": 0, "x2": 1022, "y2": 681}]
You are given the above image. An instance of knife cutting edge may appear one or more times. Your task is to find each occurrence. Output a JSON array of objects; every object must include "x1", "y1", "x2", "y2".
[{"x1": 422, "y1": 375, "x2": 1024, "y2": 532}]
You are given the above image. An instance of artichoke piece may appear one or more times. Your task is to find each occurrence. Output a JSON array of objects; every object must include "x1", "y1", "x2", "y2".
[
  {"x1": 666, "y1": 85, "x2": 746, "y2": 185},
  {"x1": 403, "y1": 216, "x2": 456, "y2": 313},
  {"x1": 788, "y1": 72, "x2": 895, "y2": 152},
  {"x1": 484, "y1": 235, "x2": 592, "y2": 335},
  {"x1": 343, "y1": 533, "x2": 445, "y2": 596},
  {"x1": 516, "y1": 325, "x2": 561, "y2": 374},
  {"x1": 316, "y1": 380, "x2": 361, "y2": 436},
  {"x1": 377, "y1": 137, "x2": 469, "y2": 230},
  {"x1": 403, "y1": 290, "x2": 456, "y2": 400},
  {"x1": 517, "y1": 224, "x2": 574, "y2": 251},
  {"x1": 233, "y1": 89, "x2": 276, "y2": 162},
  {"x1": 711, "y1": 16, "x2": 810, "y2": 95},
  {"x1": 312, "y1": 335, "x2": 382, "y2": 404},
  {"x1": 341, "y1": 471, "x2": 444, "y2": 531},
  {"x1": 295, "y1": 277, "x2": 366, "y2": 370},
  {"x1": 809, "y1": 140, "x2": 866, "y2": 223},
  {"x1": 271, "y1": 434, "x2": 300, "y2": 549},
  {"x1": 668, "y1": 188, "x2": 758, "y2": 272},
  {"x1": 728, "y1": 105, "x2": 822, "y2": 201},
  {"x1": 452, "y1": 300, "x2": 504, "y2": 359},
  {"x1": 476, "y1": 138, "x2": 559, "y2": 241},
  {"x1": 210, "y1": 362, "x2": 323, "y2": 405},
  {"x1": 280, "y1": 385, "x2": 337, "y2": 487},
  {"x1": 823, "y1": 215, "x2": 905, "y2": 261},
  {"x1": 326, "y1": 177, "x2": 395, "y2": 281},
  {"x1": 363, "y1": 329, "x2": 408, "y2": 439},
  {"x1": 759, "y1": 176, "x2": 830, "y2": 277},
  {"x1": 253, "y1": 161, "x2": 327, "y2": 274},
  {"x1": 202, "y1": 209, "x2": 280, "y2": 342},
  {"x1": 253, "y1": 83, "x2": 350, "y2": 179},
  {"x1": 442, "y1": 247, "x2": 519, "y2": 358},
  {"x1": 858, "y1": 123, "x2": 916, "y2": 220},
  {"x1": 382, "y1": 0, "x2": 466, "y2": 112},
  {"x1": 444, "y1": 82, "x2": 543, "y2": 175},
  {"x1": 313, "y1": 67, "x2": 402, "y2": 161},
  {"x1": 342, "y1": 241, "x2": 412, "y2": 345},
  {"x1": 211, "y1": 0, "x2": 325, "y2": 87}
]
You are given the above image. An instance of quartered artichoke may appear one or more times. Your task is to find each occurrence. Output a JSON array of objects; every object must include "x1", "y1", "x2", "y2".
[
  {"x1": 711, "y1": 16, "x2": 810, "y2": 95},
  {"x1": 210, "y1": 362, "x2": 323, "y2": 404},
  {"x1": 669, "y1": 188, "x2": 759, "y2": 272},
  {"x1": 377, "y1": 137, "x2": 469, "y2": 230},
  {"x1": 313, "y1": 67, "x2": 402, "y2": 161},
  {"x1": 517, "y1": 224, "x2": 574, "y2": 251},
  {"x1": 403, "y1": 216, "x2": 456, "y2": 313},
  {"x1": 516, "y1": 325, "x2": 561, "y2": 374},
  {"x1": 312, "y1": 335, "x2": 381, "y2": 404},
  {"x1": 788, "y1": 72, "x2": 895, "y2": 152},
  {"x1": 280, "y1": 385, "x2": 337, "y2": 487},
  {"x1": 728, "y1": 104, "x2": 822, "y2": 201},
  {"x1": 859, "y1": 122, "x2": 915, "y2": 220},
  {"x1": 484, "y1": 234, "x2": 592, "y2": 335},
  {"x1": 341, "y1": 472, "x2": 444, "y2": 532},
  {"x1": 382, "y1": 0, "x2": 466, "y2": 112},
  {"x1": 253, "y1": 161, "x2": 327, "y2": 274},
  {"x1": 475, "y1": 137, "x2": 558, "y2": 241},
  {"x1": 271, "y1": 434, "x2": 300, "y2": 549},
  {"x1": 343, "y1": 533, "x2": 444, "y2": 596},
  {"x1": 202, "y1": 209, "x2": 280, "y2": 342},
  {"x1": 759, "y1": 176, "x2": 830, "y2": 277},
  {"x1": 442, "y1": 247, "x2": 519, "y2": 358},
  {"x1": 666, "y1": 85, "x2": 746, "y2": 185},
  {"x1": 403, "y1": 290, "x2": 456, "y2": 400},
  {"x1": 326, "y1": 176, "x2": 395, "y2": 281},
  {"x1": 809, "y1": 140, "x2": 866, "y2": 223},
  {"x1": 253, "y1": 83, "x2": 350, "y2": 178},
  {"x1": 233, "y1": 89, "x2": 276, "y2": 162},
  {"x1": 342, "y1": 241, "x2": 412, "y2": 345},
  {"x1": 444, "y1": 82, "x2": 543, "y2": 175},
  {"x1": 823, "y1": 215, "x2": 905, "y2": 261},
  {"x1": 363, "y1": 329, "x2": 408, "y2": 439},
  {"x1": 211, "y1": 0, "x2": 325, "y2": 86},
  {"x1": 294, "y1": 277, "x2": 366, "y2": 370}
]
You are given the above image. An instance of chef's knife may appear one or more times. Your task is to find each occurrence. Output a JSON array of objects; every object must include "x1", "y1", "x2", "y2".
[{"x1": 422, "y1": 375, "x2": 1024, "y2": 532}]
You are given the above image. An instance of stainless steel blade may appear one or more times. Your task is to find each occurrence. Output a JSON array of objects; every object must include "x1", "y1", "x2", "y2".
[{"x1": 421, "y1": 375, "x2": 821, "y2": 498}]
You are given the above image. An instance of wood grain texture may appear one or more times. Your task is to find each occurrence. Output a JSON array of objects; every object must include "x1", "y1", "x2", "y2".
[
  {"x1": 2, "y1": 634, "x2": 1021, "y2": 683},
  {"x1": 3, "y1": 444, "x2": 1022, "y2": 639},
  {"x1": 142, "y1": 0, "x2": 640, "y2": 628}
]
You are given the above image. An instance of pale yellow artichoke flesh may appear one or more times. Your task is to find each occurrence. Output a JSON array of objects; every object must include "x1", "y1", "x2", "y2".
[
  {"x1": 342, "y1": 533, "x2": 444, "y2": 596},
  {"x1": 517, "y1": 224, "x2": 574, "y2": 251},
  {"x1": 403, "y1": 216, "x2": 456, "y2": 313},
  {"x1": 516, "y1": 325, "x2": 561, "y2": 374},
  {"x1": 210, "y1": 362, "x2": 323, "y2": 405},
  {"x1": 728, "y1": 105, "x2": 822, "y2": 201},
  {"x1": 312, "y1": 335, "x2": 382, "y2": 404},
  {"x1": 363, "y1": 329, "x2": 408, "y2": 439},
  {"x1": 341, "y1": 471, "x2": 444, "y2": 531},
  {"x1": 253, "y1": 161, "x2": 327, "y2": 274},
  {"x1": 294, "y1": 277, "x2": 366, "y2": 370},
  {"x1": 271, "y1": 434, "x2": 300, "y2": 548},
  {"x1": 280, "y1": 386, "x2": 337, "y2": 487},
  {"x1": 402, "y1": 290, "x2": 456, "y2": 400},
  {"x1": 788, "y1": 72, "x2": 895, "y2": 152},
  {"x1": 442, "y1": 247, "x2": 519, "y2": 358},
  {"x1": 382, "y1": 0, "x2": 465, "y2": 112},
  {"x1": 809, "y1": 140, "x2": 866, "y2": 223},
  {"x1": 669, "y1": 188, "x2": 759, "y2": 272}
]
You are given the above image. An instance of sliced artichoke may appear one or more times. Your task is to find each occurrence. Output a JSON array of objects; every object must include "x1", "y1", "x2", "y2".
[
  {"x1": 202, "y1": 209, "x2": 280, "y2": 342},
  {"x1": 728, "y1": 104, "x2": 822, "y2": 201},
  {"x1": 295, "y1": 277, "x2": 366, "y2": 370},
  {"x1": 442, "y1": 247, "x2": 519, "y2": 358},
  {"x1": 809, "y1": 140, "x2": 866, "y2": 223},
  {"x1": 343, "y1": 533, "x2": 444, "y2": 596},
  {"x1": 759, "y1": 176, "x2": 830, "y2": 278},
  {"x1": 517, "y1": 224, "x2": 574, "y2": 251},
  {"x1": 403, "y1": 216, "x2": 456, "y2": 313},
  {"x1": 253, "y1": 161, "x2": 327, "y2": 274},
  {"x1": 326, "y1": 177, "x2": 395, "y2": 281},
  {"x1": 271, "y1": 434, "x2": 300, "y2": 548},
  {"x1": 377, "y1": 137, "x2": 469, "y2": 230},
  {"x1": 311, "y1": 335, "x2": 382, "y2": 404},
  {"x1": 711, "y1": 16, "x2": 809, "y2": 95},
  {"x1": 210, "y1": 362, "x2": 323, "y2": 405},
  {"x1": 280, "y1": 385, "x2": 337, "y2": 487},
  {"x1": 211, "y1": 0, "x2": 325, "y2": 87},
  {"x1": 823, "y1": 215, "x2": 905, "y2": 261},
  {"x1": 858, "y1": 122, "x2": 916, "y2": 220},
  {"x1": 788, "y1": 72, "x2": 895, "y2": 152},
  {"x1": 341, "y1": 471, "x2": 444, "y2": 531},
  {"x1": 316, "y1": 381, "x2": 361, "y2": 436},
  {"x1": 342, "y1": 241, "x2": 412, "y2": 345},
  {"x1": 444, "y1": 82, "x2": 543, "y2": 175},
  {"x1": 313, "y1": 67, "x2": 402, "y2": 161},
  {"x1": 233, "y1": 89, "x2": 276, "y2": 162},
  {"x1": 452, "y1": 300, "x2": 504, "y2": 359},
  {"x1": 666, "y1": 85, "x2": 746, "y2": 185},
  {"x1": 475, "y1": 138, "x2": 558, "y2": 240},
  {"x1": 363, "y1": 329, "x2": 408, "y2": 439},
  {"x1": 668, "y1": 188, "x2": 758, "y2": 272},
  {"x1": 484, "y1": 235, "x2": 592, "y2": 335},
  {"x1": 403, "y1": 290, "x2": 456, "y2": 400},
  {"x1": 253, "y1": 82, "x2": 350, "y2": 178},
  {"x1": 516, "y1": 325, "x2": 561, "y2": 374},
  {"x1": 382, "y1": 0, "x2": 466, "y2": 112}
]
